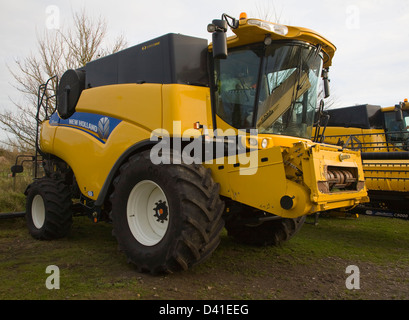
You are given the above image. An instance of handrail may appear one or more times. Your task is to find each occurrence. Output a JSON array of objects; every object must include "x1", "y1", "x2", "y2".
[{"x1": 34, "y1": 75, "x2": 58, "y2": 178}]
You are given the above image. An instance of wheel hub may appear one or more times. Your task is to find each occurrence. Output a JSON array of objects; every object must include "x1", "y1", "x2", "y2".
[{"x1": 153, "y1": 200, "x2": 169, "y2": 223}]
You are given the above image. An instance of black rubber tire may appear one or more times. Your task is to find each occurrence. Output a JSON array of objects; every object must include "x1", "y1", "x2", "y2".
[
  {"x1": 225, "y1": 214, "x2": 306, "y2": 246},
  {"x1": 26, "y1": 178, "x2": 73, "y2": 240},
  {"x1": 110, "y1": 151, "x2": 225, "y2": 274}
]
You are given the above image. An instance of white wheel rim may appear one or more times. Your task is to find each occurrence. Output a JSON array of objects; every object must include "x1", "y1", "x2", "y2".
[
  {"x1": 127, "y1": 180, "x2": 169, "y2": 246},
  {"x1": 32, "y1": 194, "x2": 45, "y2": 229}
]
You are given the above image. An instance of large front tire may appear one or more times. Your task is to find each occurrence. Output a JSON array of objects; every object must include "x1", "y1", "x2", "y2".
[
  {"x1": 110, "y1": 151, "x2": 225, "y2": 274},
  {"x1": 25, "y1": 178, "x2": 73, "y2": 240}
]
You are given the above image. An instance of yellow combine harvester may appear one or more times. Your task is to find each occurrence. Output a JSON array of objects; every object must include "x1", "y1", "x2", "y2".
[
  {"x1": 15, "y1": 13, "x2": 368, "y2": 273},
  {"x1": 316, "y1": 99, "x2": 409, "y2": 219}
]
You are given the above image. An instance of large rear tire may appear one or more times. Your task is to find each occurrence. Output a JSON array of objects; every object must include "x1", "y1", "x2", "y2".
[
  {"x1": 110, "y1": 151, "x2": 225, "y2": 274},
  {"x1": 25, "y1": 178, "x2": 73, "y2": 240}
]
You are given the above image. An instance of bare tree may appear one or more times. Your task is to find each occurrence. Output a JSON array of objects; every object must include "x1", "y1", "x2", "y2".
[
  {"x1": 0, "y1": 9, "x2": 127, "y2": 151},
  {"x1": 252, "y1": 0, "x2": 284, "y2": 23}
]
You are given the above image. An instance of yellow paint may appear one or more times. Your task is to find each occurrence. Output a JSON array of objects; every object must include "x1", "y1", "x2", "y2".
[
  {"x1": 209, "y1": 17, "x2": 336, "y2": 68},
  {"x1": 37, "y1": 18, "x2": 372, "y2": 219},
  {"x1": 204, "y1": 139, "x2": 368, "y2": 219}
]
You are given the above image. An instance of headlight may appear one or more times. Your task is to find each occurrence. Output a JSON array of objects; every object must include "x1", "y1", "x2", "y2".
[
  {"x1": 261, "y1": 138, "x2": 268, "y2": 149},
  {"x1": 247, "y1": 19, "x2": 288, "y2": 36},
  {"x1": 248, "y1": 138, "x2": 258, "y2": 147}
]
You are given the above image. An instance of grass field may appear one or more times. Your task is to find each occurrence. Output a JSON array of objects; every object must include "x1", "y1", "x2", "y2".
[
  {"x1": 1, "y1": 151, "x2": 408, "y2": 300},
  {"x1": 0, "y1": 212, "x2": 408, "y2": 300}
]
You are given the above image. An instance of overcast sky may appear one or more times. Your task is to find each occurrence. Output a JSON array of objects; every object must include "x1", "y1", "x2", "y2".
[{"x1": 1, "y1": 0, "x2": 408, "y2": 133}]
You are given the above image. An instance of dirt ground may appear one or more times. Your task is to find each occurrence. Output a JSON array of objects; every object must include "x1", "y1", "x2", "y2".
[
  {"x1": 102, "y1": 231, "x2": 409, "y2": 300},
  {"x1": 121, "y1": 253, "x2": 409, "y2": 301},
  {"x1": 1, "y1": 216, "x2": 408, "y2": 301}
]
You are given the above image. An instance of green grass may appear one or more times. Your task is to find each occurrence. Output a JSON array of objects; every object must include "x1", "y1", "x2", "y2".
[
  {"x1": 295, "y1": 215, "x2": 409, "y2": 264},
  {"x1": 0, "y1": 190, "x2": 26, "y2": 213},
  {"x1": 0, "y1": 174, "x2": 31, "y2": 212},
  {"x1": 0, "y1": 217, "x2": 150, "y2": 300},
  {"x1": 0, "y1": 214, "x2": 408, "y2": 300},
  {"x1": 2, "y1": 152, "x2": 408, "y2": 300}
]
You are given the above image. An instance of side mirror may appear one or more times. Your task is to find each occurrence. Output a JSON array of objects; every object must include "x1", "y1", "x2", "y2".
[
  {"x1": 208, "y1": 19, "x2": 228, "y2": 59},
  {"x1": 10, "y1": 165, "x2": 24, "y2": 177},
  {"x1": 395, "y1": 103, "x2": 404, "y2": 122},
  {"x1": 322, "y1": 68, "x2": 330, "y2": 98}
]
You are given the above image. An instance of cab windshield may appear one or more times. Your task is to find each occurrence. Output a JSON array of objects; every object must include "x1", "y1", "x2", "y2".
[
  {"x1": 384, "y1": 110, "x2": 409, "y2": 133},
  {"x1": 213, "y1": 42, "x2": 323, "y2": 139},
  {"x1": 384, "y1": 110, "x2": 409, "y2": 147}
]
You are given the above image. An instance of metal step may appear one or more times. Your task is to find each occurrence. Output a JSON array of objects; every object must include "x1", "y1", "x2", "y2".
[{"x1": 0, "y1": 211, "x2": 26, "y2": 219}]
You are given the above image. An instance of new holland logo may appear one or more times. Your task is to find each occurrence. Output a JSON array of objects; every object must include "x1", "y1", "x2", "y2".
[{"x1": 97, "y1": 117, "x2": 110, "y2": 140}]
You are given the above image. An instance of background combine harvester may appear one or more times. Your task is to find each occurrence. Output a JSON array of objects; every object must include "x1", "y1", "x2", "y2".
[
  {"x1": 316, "y1": 99, "x2": 409, "y2": 219},
  {"x1": 10, "y1": 13, "x2": 368, "y2": 274}
]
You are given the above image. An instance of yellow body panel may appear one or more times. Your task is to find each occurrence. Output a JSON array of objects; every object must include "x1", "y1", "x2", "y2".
[
  {"x1": 204, "y1": 136, "x2": 367, "y2": 218},
  {"x1": 204, "y1": 147, "x2": 312, "y2": 218},
  {"x1": 382, "y1": 101, "x2": 409, "y2": 113},
  {"x1": 77, "y1": 83, "x2": 162, "y2": 132},
  {"x1": 51, "y1": 122, "x2": 151, "y2": 200},
  {"x1": 162, "y1": 85, "x2": 213, "y2": 135},
  {"x1": 302, "y1": 143, "x2": 367, "y2": 207},
  {"x1": 40, "y1": 83, "x2": 215, "y2": 200},
  {"x1": 41, "y1": 84, "x2": 163, "y2": 200},
  {"x1": 39, "y1": 119, "x2": 57, "y2": 152},
  {"x1": 210, "y1": 17, "x2": 335, "y2": 142},
  {"x1": 319, "y1": 127, "x2": 402, "y2": 152},
  {"x1": 209, "y1": 18, "x2": 336, "y2": 68},
  {"x1": 363, "y1": 159, "x2": 409, "y2": 192}
]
